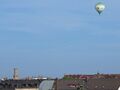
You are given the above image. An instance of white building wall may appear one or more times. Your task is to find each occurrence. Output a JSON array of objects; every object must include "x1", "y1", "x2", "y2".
[{"x1": 15, "y1": 88, "x2": 39, "y2": 90}]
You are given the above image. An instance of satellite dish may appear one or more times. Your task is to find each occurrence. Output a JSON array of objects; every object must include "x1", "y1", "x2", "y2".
[
  {"x1": 95, "y1": 2, "x2": 105, "y2": 14},
  {"x1": 39, "y1": 80, "x2": 55, "y2": 90},
  {"x1": 118, "y1": 86, "x2": 120, "y2": 90}
]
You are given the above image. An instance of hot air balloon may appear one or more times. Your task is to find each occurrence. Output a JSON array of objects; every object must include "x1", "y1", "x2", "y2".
[{"x1": 95, "y1": 2, "x2": 105, "y2": 14}]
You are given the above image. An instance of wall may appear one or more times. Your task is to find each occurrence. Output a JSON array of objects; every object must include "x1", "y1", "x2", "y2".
[{"x1": 15, "y1": 88, "x2": 39, "y2": 90}]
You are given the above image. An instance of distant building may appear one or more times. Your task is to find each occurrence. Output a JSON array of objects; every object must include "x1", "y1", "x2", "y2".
[
  {"x1": 63, "y1": 73, "x2": 120, "y2": 79},
  {"x1": 13, "y1": 68, "x2": 19, "y2": 80},
  {"x1": 0, "y1": 79, "x2": 43, "y2": 90},
  {"x1": 1, "y1": 74, "x2": 120, "y2": 90}
]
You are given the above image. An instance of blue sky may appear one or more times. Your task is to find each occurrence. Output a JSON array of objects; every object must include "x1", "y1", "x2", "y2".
[{"x1": 0, "y1": 0, "x2": 120, "y2": 78}]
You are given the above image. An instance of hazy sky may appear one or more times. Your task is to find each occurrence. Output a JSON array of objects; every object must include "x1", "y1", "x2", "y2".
[{"x1": 0, "y1": 0, "x2": 120, "y2": 78}]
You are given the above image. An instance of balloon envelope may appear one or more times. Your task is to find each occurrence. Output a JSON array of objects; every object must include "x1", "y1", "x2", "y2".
[{"x1": 95, "y1": 2, "x2": 105, "y2": 14}]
